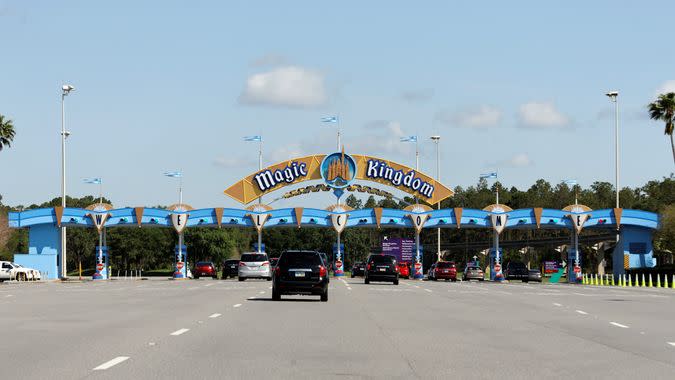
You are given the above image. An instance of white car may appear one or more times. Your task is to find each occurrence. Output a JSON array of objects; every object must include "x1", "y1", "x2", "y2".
[
  {"x1": 0, "y1": 261, "x2": 42, "y2": 282},
  {"x1": 238, "y1": 252, "x2": 271, "y2": 281}
]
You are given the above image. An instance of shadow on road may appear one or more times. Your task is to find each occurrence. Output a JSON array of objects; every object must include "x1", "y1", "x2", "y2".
[{"x1": 247, "y1": 297, "x2": 321, "y2": 303}]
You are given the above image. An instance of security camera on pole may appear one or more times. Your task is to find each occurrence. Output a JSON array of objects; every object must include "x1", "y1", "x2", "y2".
[
  {"x1": 400, "y1": 135, "x2": 423, "y2": 276},
  {"x1": 60, "y1": 84, "x2": 74, "y2": 279}
]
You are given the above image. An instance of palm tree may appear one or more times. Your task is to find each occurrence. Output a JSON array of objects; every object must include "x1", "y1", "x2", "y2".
[
  {"x1": 648, "y1": 92, "x2": 675, "y2": 165},
  {"x1": 0, "y1": 114, "x2": 16, "y2": 151}
]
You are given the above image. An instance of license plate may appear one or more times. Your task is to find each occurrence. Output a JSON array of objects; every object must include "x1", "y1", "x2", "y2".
[
  {"x1": 379, "y1": 268, "x2": 386, "y2": 272},
  {"x1": 294, "y1": 272, "x2": 305, "y2": 277}
]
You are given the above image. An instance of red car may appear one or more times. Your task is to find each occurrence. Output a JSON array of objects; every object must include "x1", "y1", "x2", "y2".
[
  {"x1": 194, "y1": 261, "x2": 217, "y2": 279},
  {"x1": 432, "y1": 261, "x2": 457, "y2": 281},
  {"x1": 397, "y1": 262, "x2": 410, "y2": 279}
]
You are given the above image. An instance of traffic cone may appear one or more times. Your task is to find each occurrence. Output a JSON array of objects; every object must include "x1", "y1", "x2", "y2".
[
  {"x1": 642, "y1": 274, "x2": 646, "y2": 287},
  {"x1": 664, "y1": 275, "x2": 669, "y2": 289},
  {"x1": 582, "y1": 274, "x2": 587, "y2": 285},
  {"x1": 657, "y1": 274, "x2": 661, "y2": 288},
  {"x1": 649, "y1": 274, "x2": 653, "y2": 288},
  {"x1": 627, "y1": 274, "x2": 632, "y2": 287},
  {"x1": 594, "y1": 274, "x2": 598, "y2": 286},
  {"x1": 611, "y1": 275, "x2": 615, "y2": 286}
]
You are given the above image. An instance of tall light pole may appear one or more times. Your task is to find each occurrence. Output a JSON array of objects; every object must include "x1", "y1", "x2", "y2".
[
  {"x1": 430, "y1": 135, "x2": 441, "y2": 262},
  {"x1": 60, "y1": 84, "x2": 74, "y2": 279},
  {"x1": 606, "y1": 91, "x2": 620, "y2": 243},
  {"x1": 605, "y1": 91, "x2": 620, "y2": 209}
]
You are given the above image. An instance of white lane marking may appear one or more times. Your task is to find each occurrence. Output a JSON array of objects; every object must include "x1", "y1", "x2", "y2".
[
  {"x1": 93, "y1": 356, "x2": 130, "y2": 370},
  {"x1": 170, "y1": 328, "x2": 190, "y2": 336},
  {"x1": 5, "y1": 294, "x2": 13, "y2": 298},
  {"x1": 414, "y1": 285, "x2": 420, "y2": 289},
  {"x1": 148, "y1": 342, "x2": 156, "y2": 346},
  {"x1": 347, "y1": 287, "x2": 352, "y2": 290},
  {"x1": 424, "y1": 289, "x2": 432, "y2": 293},
  {"x1": 233, "y1": 303, "x2": 242, "y2": 308},
  {"x1": 204, "y1": 283, "x2": 213, "y2": 287},
  {"x1": 667, "y1": 342, "x2": 675, "y2": 347},
  {"x1": 209, "y1": 313, "x2": 222, "y2": 318},
  {"x1": 553, "y1": 303, "x2": 562, "y2": 307},
  {"x1": 610, "y1": 322, "x2": 629, "y2": 329},
  {"x1": 268, "y1": 286, "x2": 272, "y2": 289},
  {"x1": 575, "y1": 310, "x2": 588, "y2": 315},
  {"x1": 259, "y1": 291, "x2": 265, "y2": 294}
]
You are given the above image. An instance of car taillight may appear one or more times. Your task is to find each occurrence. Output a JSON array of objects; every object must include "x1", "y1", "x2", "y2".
[
  {"x1": 274, "y1": 266, "x2": 280, "y2": 276},
  {"x1": 367, "y1": 264, "x2": 371, "y2": 270},
  {"x1": 261, "y1": 261, "x2": 270, "y2": 266},
  {"x1": 319, "y1": 266, "x2": 327, "y2": 277},
  {"x1": 239, "y1": 262, "x2": 246, "y2": 266}
]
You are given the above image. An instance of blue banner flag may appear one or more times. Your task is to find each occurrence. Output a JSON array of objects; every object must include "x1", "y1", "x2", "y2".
[
  {"x1": 163, "y1": 171, "x2": 182, "y2": 178},
  {"x1": 480, "y1": 172, "x2": 498, "y2": 179},
  {"x1": 321, "y1": 116, "x2": 338, "y2": 123},
  {"x1": 563, "y1": 179, "x2": 578, "y2": 186},
  {"x1": 243, "y1": 135, "x2": 262, "y2": 142},
  {"x1": 400, "y1": 135, "x2": 417, "y2": 143},
  {"x1": 83, "y1": 178, "x2": 102, "y2": 184}
]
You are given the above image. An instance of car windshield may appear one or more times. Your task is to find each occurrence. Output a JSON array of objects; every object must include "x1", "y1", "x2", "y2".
[
  {"x1": 241, "y1": 254, "x2": 268, "y2": 262},
  {"x1": 196, "y1": 262, "x2": 211, "y2": 266},
  {"x1": 436, "y1": 262, "x2": 455, "y2": 268},
  {"x1": 280, "y1": 252, "x2": 322, "y2": 266},
  {"x1": 369, "y1": 255, "x2": 395, "y2": 264},
  {"x1": 509, "y1": 262, "x2": 527, "y2": 269},
  {"x1": 467, "y1": 266, "x2": 481, "y2": 271}
]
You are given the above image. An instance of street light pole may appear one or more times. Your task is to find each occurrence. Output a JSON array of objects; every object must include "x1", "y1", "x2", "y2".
[
  {"x1": 431, "y1": 136, "x2": 441, "y2": 262},
  {"x1": 606, "y1": 91, "x2": 620, "y2": 209},
  {"x1": 60, "y1": 84, "x2": 74, "y2": 279},
  {"x1": 606, "y1": 91, "x2": 620, "y2": 243}
]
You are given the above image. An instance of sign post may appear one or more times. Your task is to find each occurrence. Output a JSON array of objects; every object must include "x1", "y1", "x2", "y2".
[
  {"x1": 490, "y1": 212, "x2": 508, "y2": 281},
  {"x1": 331, "y1": 213, "x2": 349, "y2": 276},
  {"x1": 409, "y1": 212, "x2": 429, "y2": 279},
  {"x1": 171, "y1": 212, "x2": 189, "y2": 279}
]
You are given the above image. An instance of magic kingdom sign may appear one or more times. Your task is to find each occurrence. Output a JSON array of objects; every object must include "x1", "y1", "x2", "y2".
[{"x1": 224, "y1": 148, "x2": 454, "y2": 205}]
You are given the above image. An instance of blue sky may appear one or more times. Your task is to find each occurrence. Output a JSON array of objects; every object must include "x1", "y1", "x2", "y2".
[{"x1": 1, "y1": 0, "x2": 673, "y2": 209}]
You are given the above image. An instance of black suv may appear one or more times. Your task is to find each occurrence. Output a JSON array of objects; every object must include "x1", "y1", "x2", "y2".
[
  {"x1": 365, "y1": 254, "x2": 399, "y2": 285},
  {"x1": 504, "y1": 261, "x2": 529, "y2": 282},
  {"x1": 222, "y1": 259, "x2": 240, "y2": 279},
  {"x1": 272, "y1": 250, "x2": 329, "y2": 302}
]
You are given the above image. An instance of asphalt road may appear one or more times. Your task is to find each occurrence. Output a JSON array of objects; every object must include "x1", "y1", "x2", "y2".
[{"x1": 2, "y1": 277, "x2": 675, "y2": 379}]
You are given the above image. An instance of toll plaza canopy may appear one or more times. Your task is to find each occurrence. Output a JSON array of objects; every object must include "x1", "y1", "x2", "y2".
[
  {"x1": 5, "y1": 147, "x2": 662, "y2": 280},
  {"x1": 7, "y1": 206, "x2": 659, "y2": 231}
]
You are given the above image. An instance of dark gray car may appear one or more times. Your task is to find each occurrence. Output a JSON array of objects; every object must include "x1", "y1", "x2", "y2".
[{"x1": 528, "y1": 268, "x2": 542, "y2": 283}]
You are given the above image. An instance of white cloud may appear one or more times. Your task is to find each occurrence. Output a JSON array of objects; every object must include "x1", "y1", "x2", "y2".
[
  {"x1": 517, "y1": 101, "x2": 570, "y2": 129},
  {"x1": 655, "y1": 80, "x2": 675, "y2": 96},
  {"x1": 238, "y1": 66, "x2": 327, "y2": 108},
  {"x1": 250, "y1": 53, "x2": 287, "y2": 67},
  {"x1": 401, "y1": 89, "x2": 434, "y2": 103},
  {"x1": 503, "y1": 153, "x2": 532, "y2": 167},
  {"x1": 347, "y1": 120, "x2": 417, "y2": 157},
  {"x1": 213, "y1": 157, "x2": 256, "y2": 168},
  {"x1": 436, "y1": 105, "x2": 502, "y2": 129}
]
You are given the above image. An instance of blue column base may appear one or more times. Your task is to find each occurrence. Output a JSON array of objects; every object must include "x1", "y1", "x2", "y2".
[
  {"x1": 92, "y1": 247, "x2": 108, "y2": 280},
  {"x1": 174, "y1": 244, "x2": 188, "y2": 279}
]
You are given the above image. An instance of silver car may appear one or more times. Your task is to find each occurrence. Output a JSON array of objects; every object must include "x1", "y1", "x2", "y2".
[
  {"x1": 238, "y1": 252, "x2": 271, "y2": 281},
  {"x1": 463, "y1": 265, "x2": 484, "y2": 281}
]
